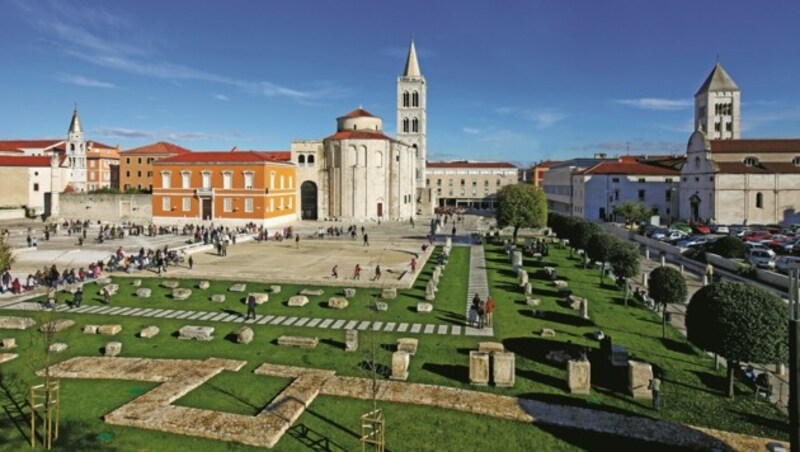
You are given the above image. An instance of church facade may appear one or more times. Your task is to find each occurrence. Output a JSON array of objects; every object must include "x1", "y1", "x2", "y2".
[{"x1": 291, "y1": 40, "x2": 427, "y2": 221}]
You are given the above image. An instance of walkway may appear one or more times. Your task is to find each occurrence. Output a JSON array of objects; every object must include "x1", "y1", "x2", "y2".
[
  {"x1": 464, "y1": 241, "x2": 494, "y2": 337},
  {"x1": 0, "y1": 300, "x2": 483, "y2": 337}
]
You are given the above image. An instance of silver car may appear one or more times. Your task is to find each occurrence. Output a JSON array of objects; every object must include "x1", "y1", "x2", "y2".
[{"x1": 747, "y1": 249, "x2": 776, "y2": 269}]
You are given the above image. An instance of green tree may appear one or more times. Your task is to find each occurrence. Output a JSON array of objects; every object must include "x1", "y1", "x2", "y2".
[
  {"x1": 571, "y1": 221, "x2": 601, "y2": 267},
  {"x1": 0, "y1": 238, "x2": 14, "y2": 272},
  {"x1": 495, "y1": 184, "x2": 547, "y2": 244},
  {"x1": 648, "y1": 266, "x2": 688, "y2": 338},
  {"x1": 609, "y1": 239, "x2": 641, "y2": 305},
  {"x1": 612, "y1": 201, "x2": 650, "y2": 228},
  {"x1": 686, "y1": 281, "x2": 788, "y2": 398},
  {"x1": 586, "y1": 232, "x2": 615, "y2": 284},
  {"x1": 708, "y1": 236, "x2": 747, "y2": 259}
]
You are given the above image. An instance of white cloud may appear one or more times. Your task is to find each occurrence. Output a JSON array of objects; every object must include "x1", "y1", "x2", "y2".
[
  {"x1": 741, "y1": 108, "x2": 800, "y2": 132},
  {"x1": 524, "y1": 111, "x2": 567, "y2": 129},
  {"x1": 54, "y1": 73, "x2": 115, "y2": 88},
  {"x1": 95, "y1": 127, "x2": 240, "y2": 142},
  {"x1": 615, "y1": 98, "x2": 692, "y2": 111},
  {"x1": 462, "y1": 127, "x2": 480, "y2": 134},
  {"x1": 214, "y1": 94, "x2": 229, "y2": 101}
]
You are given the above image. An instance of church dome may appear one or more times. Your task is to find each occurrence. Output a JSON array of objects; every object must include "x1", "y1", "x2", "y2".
[{"x1": 337, "y1": 107, "x2": 382, "y2": 132}]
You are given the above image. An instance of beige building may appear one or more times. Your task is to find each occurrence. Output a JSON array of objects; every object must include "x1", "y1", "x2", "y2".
[
  {"x1": 0, "y1": 154, "x2": 68, "y2": 216},
  {"x1": 86, "y1": 142, "x2": 120, "y2": 191},
  {"x1": 426, "y1": 161, "x2": 518, "y2": 210}
]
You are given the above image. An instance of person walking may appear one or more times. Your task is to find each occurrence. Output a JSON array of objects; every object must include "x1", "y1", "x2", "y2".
[
  {"x1": 410, "y1": 257, "x2": 417, "y2": 273},
  {"x1": 295, "y1": 235, "x2": 300, "y2": 249},
  {"x1": 353, "y1": 264, "x2": 361, "y2": 280},
  {"x1": 374, "y1": 265, "x2": 382, "y2": 281},
  {"x1": 72, "y1": 287, "x2": 83, "y2": 308},
  {"x1": 451, "y1": 226, "x2": 456, "y2": 239},
  {"x1": 485, "y1": 296, "x2": 495, "y2": 327},
  {"x1": 188, "y1": 255, "x2": 194, "y2": 270},
  {"x1": 245, "y1": 294, "x2": 257, "y2": 320},
  {"x1": 331, "y1": 265, "x2": 339, "y2": 280},
  {"x1": 363, "y1": 233, "x2": 369, "y2": 247},
  {"x1": 649, "y1": 373, "x2": 662, "y2": 410},
  {"x1": 468, "y1": 303, "x2": 478, "y2": 327},
  {"x1": 477, "y1": 300, "x2": 486, "y2": 329}
]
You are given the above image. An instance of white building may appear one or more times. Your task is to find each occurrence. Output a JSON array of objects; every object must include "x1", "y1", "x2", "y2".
[
  {"x1": 542, "y1": 157, "x2": 611, "y2": 215},
  {"x1": 425, "y1": 161, "x2": 518, "y2": 210},
  {"x1": 0, "y1": 154, "x2": 68, "y2": 216},
  {"x1": 290, "y1": 40, "x2": 424, "y2": 221}
]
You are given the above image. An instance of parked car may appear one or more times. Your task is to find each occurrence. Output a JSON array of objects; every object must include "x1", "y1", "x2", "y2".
[
  {"x1": 692, "y1": 223, "x2": 711, "y2": 234},
  {"x1": 677, "y1": 236, "x2": 713, "y2": 248},
  {"x1": 649, "y1": 228, "x2": 671, "y2": 240},
  {"x1": 743, "y1": 230, "x2": 772, "y2": 242},
  {"x1": 671, "y1": 222, "x2": 692, "y2": 234},
  {"x1": 662, "y1": 230, "x2": 689, "y2": 243},
  {"x1": 744, "y1": 242, "x2": 777, "y2": 257},
  {"x1": 747, "y1": 249, "x2": 776, "y2": 269},
  {"x1": 710, "y1": 225, "x2": 730, "y2": 234},
  {"x1": 775, "y1": 255, "x2": 800, "y2": 274}
]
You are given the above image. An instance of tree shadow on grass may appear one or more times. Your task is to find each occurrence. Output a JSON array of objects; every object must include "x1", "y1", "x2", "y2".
[
  {"x1": 0, "y1": 371, "x2": 31, "y2": 444},
  {"x1": 517, "y1": 392, "x2": 645, "y2": 418},
  {"x1": 534, "y1": 423, "x2": 703, "y2": 452},
  {"x1": 321, "y1": 338, "x2": 345, "y2": 350},
  {"x1": 683, "y1": 371, "x2": 730, "y2": 396},
  {"x1": 660, "y1": 338, "x2": 697, "y2": 356},
  {"x1": 543, "y1": 311, "x2": 594, "y2": 328},
  {"x1": 727, "y1": 409, "x2": 789, "y2": 435},
  {"x1": 421, "y1": 363, "x2": 468, "y2": 384},
  {"x1": 503, "y1": 337, "x2": 584, "y2": 371},
  {"x1": 516, "y1": 368, "x2": 564, "y2": 388}
]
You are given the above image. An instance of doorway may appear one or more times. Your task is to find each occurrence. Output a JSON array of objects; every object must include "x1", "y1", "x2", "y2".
[
  {"x1": 377, "y1": 202, "x2": 383, "y2": 218},
  {"x1": 202, "y1": 199, "x2": 212, "y2": 220},
  {"x1": 300, "y1": 181, "x2": 318, "y2": 220}
]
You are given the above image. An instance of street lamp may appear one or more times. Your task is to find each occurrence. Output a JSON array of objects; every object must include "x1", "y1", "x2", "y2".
[{"x1": 789, "y1": 263, "x2": 800, "y2": 450}]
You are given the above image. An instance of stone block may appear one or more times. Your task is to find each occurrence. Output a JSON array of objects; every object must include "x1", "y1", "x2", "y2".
[
  {"x1": 416, "y1": 302, "x2": 433, "y2": 313},
  {"x1": 580, "y1": 300, "x2": 589, "y2": 320},
  {"x1": 98, "y1": 324, "x2": 122, "y2": 336},
  {"x1": 0, "y1": 353, "x2": 18, "y2": 364},
  {"x1": 518, "y1": 271, "x2": 529, "y2": 287},
  {"x1": 629, "y1": 360, "x2": 653, "y2": 399},
  {"x1": 328, "y1": 297, "x2": 349, "y2": 309},
  {"x1": 390, "y1": 351, "x2": 410, "y2": 381},
  {"x1": 397, "y1": 338, "x2": 418, "y2": 355},
  {"x1": 287, "y1": 295, "x2": 309, "y2": 307},
  {"x1": 48, "y1": 342, "x2": 68, "y2": 353},
  {"x1": 83, "y1": 325, "x2": 99, "y2": 335},
  {"x1": 271, "y1": 285, "x2": 281, "y2": 294},
  {"x1": 136, "y1": 288, "x2": 152, "y2": 298},
  {"x1": 493, "y1": 352, "x2": 515, "y2": 387},
  {"x1": 611, "y1": 345, "x2": 629, "y2": 367},
  {"x1": 96, "y1": 277, "x2": 112, "y2": 286},
  {"x1": 525, "y1": 297, "x2": 540, "y2": 307},
  {"x1": 512, "y1": 250, "x2": 523, "y2": 271},
  {"x1": 249, "y1": 293, "x2": 269, "y2": 305},
  {"x1": 478, "y1": 342, "x2": 504, "y2": 354},
  {"x1": 132, "y1": 279, "x2": 142, "y2": 287},
  {"x1": 39, "y1": 319, "x2": 75, "y2": 333},
  {"x1": 139, "y1": 326, "x2": 159, "y2": 338},
  {"x1": 345, "y1": 329, "x2": 358, "y2": 352},
  {"x1": 161, "y1": 280, "x2": 180, "y2": 289},
  {"x1": 104, "y1": 341, "x2": 122, "y2": 357},
  {"x1": 198, "y1": 281, "x2": 210, "y2": 290},
  {"x1": 277, "y1": 335, "x2": 319, "y2": 349},
  {"x1": 553, "y1": 280, "x2": 568, "y2": 288},
  {"x1": 229, "y1": 283, "x2": 247, "y2": 292},
  {"x1": 523, "y1": 282, "x2": 532, "y2": 296},
  {"x1": 103, "y1": 284, "x2": 119, "y2": 295},
  {"x1": 374, "y1": 302, "x2": 388, "y2": 311},
  {"x1": 469, "y1": 351, "x2": 490, "y2": 386},
  {"x1": 211, "y1": 294, "x2": 226, "y2": 303},
  {"x1": 567, "y1": 295, "x2": 585, "y2": 310},
  {"x1": 382, "y1": 287, "x2": 397, "y2": 299},
  {"x1": 0, "y1": 316, "x2": 36, "y2": 330},
  {"x1": 300, "y1": 288, "x2": 324, "y2": 296},
  {"x1": 172, "y1": 288, "x2": 192, "y2": 300},
  {"x1": 344, "y1": 288, "x2": 357, "y2": 298},
  {"x1": 1, "y1": 338, "x2": 16, "y2": 349},
  {"x1": 540, "y1": 328, "x2": 556, "y2": 338},
  {"x1": 567, "y1": 360, "x2": 591, "y2": 394},
  {"x1": 236, "y1": 327, "x2": 254, "y2": 344},
  {"x1": 178, "y1": 325, "x2": 215, "y2": 341},
  {"x1": 425, "y1": 292, "x2": 436, "y2": 301}
]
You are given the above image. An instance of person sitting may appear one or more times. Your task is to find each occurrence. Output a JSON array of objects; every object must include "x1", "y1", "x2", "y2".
[{"x1": 755, "y1": 372, "x2": 772, "y2": 397}]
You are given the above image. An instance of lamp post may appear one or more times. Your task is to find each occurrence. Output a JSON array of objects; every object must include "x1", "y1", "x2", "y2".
[{"x1": 789, "y1": 264, "x2": 800, "y2": 450}]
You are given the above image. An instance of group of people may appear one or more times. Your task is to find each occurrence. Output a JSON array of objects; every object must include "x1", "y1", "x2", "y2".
[
  {"x1": 524, "y1": 238, "x2": 550, "y2": 257},
  {"x1": 467, "y1": 293, "x2": 495, "y2": 329},
  {"x1": 330, "y1": 264, "x2": 383, "y2": 281}
]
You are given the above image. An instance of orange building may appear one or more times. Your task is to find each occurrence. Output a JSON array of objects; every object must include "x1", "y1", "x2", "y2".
[
  {"x1": 532, "y1": 160, "x2": 560, "y2": 188},
  {"x1": 119, "y1": 141, "x2": 191, "y2": 192},
  {"x1": 86, "y1": 141, "x2": 120, "y2": 191},
  {"x1": 151, "y1": 150, "x2": 297, "y2": 226}
]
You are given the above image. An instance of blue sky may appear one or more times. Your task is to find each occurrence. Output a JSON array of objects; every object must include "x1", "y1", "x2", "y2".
[{"x1": 2, "y1": 0, "x2": 800, "y2": 165}]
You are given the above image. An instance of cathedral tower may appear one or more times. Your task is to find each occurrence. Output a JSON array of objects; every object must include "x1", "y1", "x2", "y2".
[
  {"x1": 694, "y1": 62, "x2": 741, "y2": 140},
  {"x1": 397, "y1": 39, "x2": 427, "y2": 188},
  {"x1": 66, "y1": 107, "x2": 87, "y2": 191}
]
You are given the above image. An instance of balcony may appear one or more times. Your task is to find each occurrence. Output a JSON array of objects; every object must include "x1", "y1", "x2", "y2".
[{"x1": 195, "y1": 187, "x2": 214, "y2": 197}]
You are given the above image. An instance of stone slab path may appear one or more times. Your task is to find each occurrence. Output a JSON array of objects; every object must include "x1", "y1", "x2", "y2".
[
  {"x1": 0, "y1": 301, "x2": 486, "y2": 337},
  {"x1": 464, "y1": 243, "x2": 494, "y2": 337}
]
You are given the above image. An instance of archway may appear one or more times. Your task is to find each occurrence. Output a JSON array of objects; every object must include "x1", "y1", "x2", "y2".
[
  {"x1": 689, "y1": 193, "x2": 701, "y2": 222},
  {"x1": 300, "y1": 181, "x2": 318, "y2": 220}
]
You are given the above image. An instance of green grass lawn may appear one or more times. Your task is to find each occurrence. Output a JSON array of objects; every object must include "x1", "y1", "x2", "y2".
[{"x1": 0, "y1": 239, "x2": 789, "y2": 450}]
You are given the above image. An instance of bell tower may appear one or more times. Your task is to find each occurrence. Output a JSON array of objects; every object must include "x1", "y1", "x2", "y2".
[
  {"x1": 397, "y1": 38, "x2": 427, "y2": 188},
  {"x1": 66, "y1": 107, "x2": 87, "y2": 191}
]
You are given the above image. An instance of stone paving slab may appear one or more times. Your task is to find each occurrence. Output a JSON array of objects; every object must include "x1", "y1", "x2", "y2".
[
  {"x1": 306, "y1": 318, "x2": 321, "y2": 328},
  {"x1": 410, "y1": 323, "x2": 421, "y2": 333},
  {"x1": 73, "y1": 306, "x2": 93, "y2": 313},
  {"x1": 209, "y1": 313, "x2": 228, "y2": 321},
  {"x1": 283, "y1": 317, "x2": 298, "y2": 326},
  {"x1": 424, "y1": 324, "x2": 435, "y2": 334},
  {"x1": 384, "y1": 322, "x2": 396, "y2": 332},
  {"x1": 397, "y1": 323, "x2": 409, "y2": 333},
  {"x1": 165, "y1": 311, "x2": 184, "y2": 319},
  {"x1": 83, "y1": 306, "x2": 106, "y2": 314},
  {"x1": 257, "y1": 315, "x2": 274, "y2": 325},
  {"x1": 177, "y1": 311, "x2": 196, "y2": 319},
  {"x1": 270, "y1": 316, "x2": 287, "y2": 325},
  {"x1": 221, "y1": 314, "x2": 241, "y2": 322},
  {"x1": 245, "y1": 315, "x2": 262, "y2": 324},
  {"x1": 357, "y1": 321, "x2": 370, "y2": 331},
  {"x1": 331, "y1": 320, "x2": 345, "y2": 329},
  {"x1": 437, "y1": 325, "x2": 448, "y2": 335},
  {"x1": 293, "y1": 318, "x2": 309, "y2": 327},
  {"x1": 343, "y1": 320, "x2": 358, "y2": 330},
  {"x1": 318, "y1": 319, "x2": 333, "y2": 328},
  {"x1": 188, "y1": 312, "x2": 208, "y2": 320},
  {"x1": 451, "y1": 325, "x2": 462, "y2": 336},
  {"x1": 371, "y1": 321, "x2": 383, "y2": 331}
]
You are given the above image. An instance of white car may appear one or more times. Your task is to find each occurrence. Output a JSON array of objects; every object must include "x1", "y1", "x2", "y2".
[
  {"x1": 747, "y1": 249, "x2": 776, "y2": 269},
  {"x1": 677, "y1": 236, "x2": 712, "y2": 248},
  {"x1": 744, "y1": 242, "x2": 776, "y2": 257},
  {"x1": 711, "y1": 225, "x2": 730, "y2": 234},
  {"x1": 776, "y1": 255, "x2": 800, "y2": 274}
]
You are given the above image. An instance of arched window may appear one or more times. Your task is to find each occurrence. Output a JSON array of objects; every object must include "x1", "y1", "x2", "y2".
[
  {"x1": 402, "y1": 91, "x2": 409, "y2": 107},
  {"x1": 412, "y1": 91, "x2": 419, "y2": 107},
  {"x1": 307, "y1": 154, "x2": 315, "y2": 166},
  {"x1": 756, "y1": 192, "x2": 764, "y2": 209},
  {"x1": 375, "y1": 151, "x2": 383, "y2": 168},
  {"x1": 744, "y1": 156, "x2": 759, "y2": 167},
  {"x1": 412, "y1": 118, "x2": 419, "y2": 132},
  {"x1": 349, "y1": 145, "x2": 357, "y2": 167},
  {"x1": 298, "y1": 154, "x2": 306, "y2": 164},
  {"x1": 793, "y1": 156, "x2": 800, "y2": 166},
  {"x1": 70, "y1": 143, "x2": 75, "y2": 151},
  {"x1": 359, "y1": 146, "x2": 367, "y2": 167},
  {"x1": 695, "y1": 156, "x2": 700, "y2": 169},
  {"x1": 412, "y1": 144, "x2": 418, "y2": 157},
  {"x1": 402, "y1": 118, "x2": 409, "y2": 133}
]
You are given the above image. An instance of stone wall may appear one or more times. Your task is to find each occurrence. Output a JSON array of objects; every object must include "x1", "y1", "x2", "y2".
[{"x1": 59, "y1": 193, "x2": 152, "y2": 222}]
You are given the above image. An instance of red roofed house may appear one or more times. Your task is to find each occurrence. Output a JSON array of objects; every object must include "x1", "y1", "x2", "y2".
[
  {"x1": 86, "y1": 141, "x2": 121, "y2": 191},
  {"x1": 532, "y1": 160, "x2": 561, "y2": 188},
  {"x1": 119, "y1": 142, "x2": 192, "y2": 192},
  {"x1": 151, "y1": 150, "x2": 297, "y2": 226},
  {"x1": 425, "y1": 160, "x2": 518, "y2": 210},
  {"x1": 571, "y1": 155, "x2": 683, "y2": 223}
]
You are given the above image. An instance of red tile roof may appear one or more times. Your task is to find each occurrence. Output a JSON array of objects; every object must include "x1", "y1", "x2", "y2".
[
  {"x1": 533, "y1": 160, "x2": 561, "y2": 168},
  {"x1": 0, "y1": 140, "x2": 63, "y2": 152},
  {"x1": 580, "y1": 157, "x2": 681, "y2": 176},
  {"x1": 326, "y1": 130, "x2": 395, "y2": 141},
  {"x1": 426, "y1": 160, "x2": 518, "y2": 169},
  {"x1": 0, "y1": 155, "x2": 65, "y2": 167},
  {"x1": 121, "y1": 141, "x2": 192, "y2": 155},
  {"x1": 88, "y1": 140, "x2": 115, "y2": 149},
  {"x1": 710, "y1": 139, "x2": 800, "y2": 154},
  {"x1": 340, "y1": 108, "x2": 377, "y2": 119},
  {"x1": 715, "y1": 161, "x2": 800, "y2": 174},
  {"x1": 156, "y1": 151, "x2": 292, "y2": 164}
]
